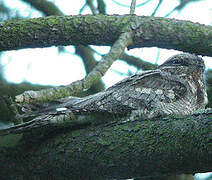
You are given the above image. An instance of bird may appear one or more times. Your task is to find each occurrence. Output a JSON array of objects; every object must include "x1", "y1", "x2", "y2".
[{"x1": 0, "y1": 53, "x2": 208, "y2": 135}]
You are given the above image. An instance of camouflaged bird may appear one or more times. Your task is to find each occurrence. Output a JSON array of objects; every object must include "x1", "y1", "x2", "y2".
[{"x1": 0, "y1": 53, "x2": 208, "y2": 135}]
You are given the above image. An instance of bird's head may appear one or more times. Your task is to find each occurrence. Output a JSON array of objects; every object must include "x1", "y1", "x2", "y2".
[{"x1": 159, "y1": 53, "x2": 205, "y2": 74}]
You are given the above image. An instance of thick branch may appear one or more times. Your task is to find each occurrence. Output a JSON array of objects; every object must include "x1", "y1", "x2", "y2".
[
  {"x1": 1, "y1": 15, "x2": 212, "y2": 56},
  {"x1": 0, "y1": 113, "x2": 211, "y2": 179}
]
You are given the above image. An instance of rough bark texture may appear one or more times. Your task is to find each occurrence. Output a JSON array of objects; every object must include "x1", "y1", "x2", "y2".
[
  {"x1": 0, "y1": 113, "x2": 211, "y2": 179},
  {"x1": 1, "y1": 15, "x2": 212, "y2": 56}
]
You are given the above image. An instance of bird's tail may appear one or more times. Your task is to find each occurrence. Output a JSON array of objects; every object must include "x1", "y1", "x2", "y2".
[
  {"x1": 0, "y1": 115, "x2": 53, "y2": 136},
  {"x1": 0, "y1": 95, "x2": 98, "y2": 136},
  {"x1": 0, "y1": 111, "x2": 76, "y2": 136}
]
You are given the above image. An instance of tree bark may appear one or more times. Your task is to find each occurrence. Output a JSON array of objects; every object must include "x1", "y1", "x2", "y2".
[
  {"x1": 0, "y1": 112, "x2": 211, "y2": 179},
  {"x1": 1, "y1": 15, "x2": 212, "y2": 56}
]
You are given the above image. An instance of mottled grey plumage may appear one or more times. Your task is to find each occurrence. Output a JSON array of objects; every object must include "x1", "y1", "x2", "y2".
[
  {"x1": 0, "y1": 53, "x2": 208, "y2": 135},
  {"x1": 43, "y1": 53, "x2": 207, "y2": 118}
]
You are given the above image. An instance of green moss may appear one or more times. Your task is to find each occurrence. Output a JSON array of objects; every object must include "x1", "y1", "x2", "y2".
[{"x1": 96, "y1": 137, "x2": 111, "y2": 146}]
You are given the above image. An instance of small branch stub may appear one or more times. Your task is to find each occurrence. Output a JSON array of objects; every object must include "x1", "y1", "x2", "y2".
[{"x1": 130, "y1": 0, "x2": 136, "y2": 14}]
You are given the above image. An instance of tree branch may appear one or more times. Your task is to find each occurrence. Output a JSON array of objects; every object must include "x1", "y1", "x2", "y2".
[
  {"x1": 75, "y1": 45, "x2": 105, "y2": 94},
  {"x1": 120, "y1": 52, "x2": 157, "y2": 70},
  {"x1": 0, "y1": 112, "x2": 211, "y2": 179},
  {"x1": 130, "y1": 0, "x2": 136, "y2": 14},
  {"x1": 21, "y1": 0, "x2": 63, "y2": 16},
  {"x1": 0, "y1": 15, "x2": 212, "y2": 56},
  {"x1": 97, "y1": 0, "x2": 106, "y2": 14}
]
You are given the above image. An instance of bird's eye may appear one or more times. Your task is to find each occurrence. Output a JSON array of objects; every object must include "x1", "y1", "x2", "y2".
[
  {"x1": 172, "y1": 59, "x2": 189, "y2": 66},
  {"x1": 172, "y1": 60, "x2": 179, "y2": 64},
  {"x1": 171, "y1": 59, "x2": 181, "y2": 65}
]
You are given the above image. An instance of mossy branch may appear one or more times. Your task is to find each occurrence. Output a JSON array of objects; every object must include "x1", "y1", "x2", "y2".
[
  {"x1": 0, "y1": 112, "x2": 212, "y2": 179},
  {"x1": 1, "y1": 15, "x2": 212, "y2": 56}
]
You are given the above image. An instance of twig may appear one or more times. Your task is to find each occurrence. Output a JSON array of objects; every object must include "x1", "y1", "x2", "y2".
[
  {"x1": 75, "y1": 45, "x2": 105, "y2": 93},
  {"x1": 22, "y1": 0, "x2": 63, "y2": 16},
  {"x1": 111, "y1": 0, "x2": 151, "y2": 8},
  {"x1": 130, "y1": 0, "x2": 136, "y2": 14},
  {"x1": 16, "y1": 22, "x2": 134, "y2": 104},
  {"x1": 79, "y1": 0, "x2": 98, "y2": 15},
  {"x1": 88, "y1": 47, "x2": 156, "y2": 70},
  {"x1": 120, "y1": 52, "x2": 156, "y2": 70},
  {"x1": 86, "y1": 0, "x2": 97, "y2": 15},
  {"x1": 151, "y1": 0, "x2": 163, "y2": 16},
  {"x1": 97, "y1": 0, "x2": 106, "y2": 14},
  {"x1": 79, "y1": 3, "x2": 87, "y2": 14}
]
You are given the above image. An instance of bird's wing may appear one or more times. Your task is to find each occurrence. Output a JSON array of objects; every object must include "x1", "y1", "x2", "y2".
[{"x1": 98, "y1": 70, "x2": 187, "y2": 113}]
